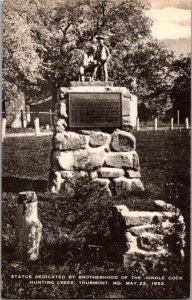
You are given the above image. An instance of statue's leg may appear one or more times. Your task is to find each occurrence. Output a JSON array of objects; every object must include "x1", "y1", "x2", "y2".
[
  {"x1": 97, "y1": 65, "x2": 102, "y2": 81},
  {"x1": 92, "y1": 65, "x2": 98, "y2": 81},
  {"x1": 103, "y1": 63, "x2": 108, "y2": 82},
  {"x1": 79, "y1": 66, "x2": 85, "y2": 82}
]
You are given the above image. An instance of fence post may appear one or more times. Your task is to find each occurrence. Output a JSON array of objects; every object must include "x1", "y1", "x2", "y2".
[
  {"x1": 154, "y1": 117, "x2": 158, "y2": 131},
  {"x1": 177, "y1": 110, "x2": 180, "y2": 126},
  {"x1": 49, "y1": 109, "x2": 53, "y2": 128},
  {"x1": 17, "y1": 191, "x2": 42, "y2": 261},
  {"x1": 2, "y1": 118, "x2": 6, "y2": 142},
  {"x1": 26, "y1": 113, "x2": 31, "y2": 124},
  {"x1": 185, "y1": 117, "x2": 189, "y2": 129},
  {"x1": 23, "y1": 111, "x2": 27, "y2": 128},
  {"x1": 170, "y1": 117, "x2": 174, "y2": 130},
  {"x1": 34, "y1": 117, "x2": 40, "y2": 136},
  {"x1": 21, "y1": 110, "x2": 24, "y2": 128},
  {"x1": 136, "y1": 117, "x2": 140, "y2": 131}
]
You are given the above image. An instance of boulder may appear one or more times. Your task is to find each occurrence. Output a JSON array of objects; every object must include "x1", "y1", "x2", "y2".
[
  {"x1": 55, "y1": 119, "x2": 67, "y2": 133},
  {"x1": 130, "y1": 224, "x2": 156, "y2": 236},
  {"x1": 111, "y1": 129, "x2": 136, "y2": 152},
  {"x1": 137, "y1": 232, "x2": 164, "y2": 251},
  {"x1": 112, "y1": 205, "x2": 129, "y2": 215},
  {"x1": 98, "y1": 167, "x2": 125, "y2": 178},
  {"x1": 59, "y1": 102, "x2": 68, "y2": 118},
  {"x1": 89, "y1": 170, "x2": 98, "y2": 180},
  {"x1": 50, "y1": 150, "x2": 61, "y2": 171},
  {"x1": 53, "y1": 132, "x2": 88, "y2": 150},
  {"x1": 74, "y1": 146, "x2": 106, "y2": 171},
  {"x1": 154, "y1": 200, "x2": 180, "y2": 215},
  {"x1": 89, "y1": 131, "x2": 111, "y2": 147},
  {"x1": 126, "y1": 170, "x2": 141, "y2": 178},
  {"x1": 92, "y1": 178, "x2": 112, "y2": 197},
  {"x1": 57, "y1": 151, "x2": 74, "y2": 170},
  {"x1": 122, "y1": 211, "x2": 172, "y2": 227},
  {"x1": 105, "y1": 151, "x2": 140, "y2": 170},
  {"x1": 49, "y1": 171, "x2": 63, "y2": 193},
  {"x1": 61, "y1": 171, "x2": 75, "y2": 179},
  {"x1": 113, "y1": 177, "x2": 144, "y2": 196}
]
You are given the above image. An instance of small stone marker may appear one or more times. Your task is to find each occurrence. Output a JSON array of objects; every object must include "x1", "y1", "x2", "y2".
[
  {"x1": 2, "y1": 118, "x2": 6, "y2": 142},
  {"x1": 154, "y1": 117, "x2": 157, "y2": 131},
  {"x1": 26, "y1": 113, "x2": 31, "y2": 123},
  {"x1": 185, "y1": 117, "x2": 189, "y2": 129},
  {"x1": 17, "y1": 191, "x2": 42, "y2": 261},
  {"x1": 177, "y1": 110, "x2": 180, "y2": 126},
  {"x1": 136, "y1": 117, "x2": 140, "y2": 131},
  {"x1": 34, "y1": 118, "x2": 40, "y2": 136},
  {"x1": 170, "y1": 117, "x2": 174, "y2": 130}
]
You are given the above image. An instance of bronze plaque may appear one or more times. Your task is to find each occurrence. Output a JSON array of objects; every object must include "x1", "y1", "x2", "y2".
[{"x1": 68, "y1": 92, "x2": 122, "y2": 128}]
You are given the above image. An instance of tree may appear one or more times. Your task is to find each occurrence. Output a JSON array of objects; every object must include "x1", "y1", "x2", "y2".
[
  {"x1": 171, "y1": 56, "x2": 190, "y2": 122},
  {"x1": 3, "y1": 0, "x2": 43, "y2": 124},
  {"x1": 3, "y1": 0, "x2": 176, "y2": 124}
]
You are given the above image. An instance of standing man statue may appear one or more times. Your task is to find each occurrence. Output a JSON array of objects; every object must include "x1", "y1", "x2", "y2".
[{"x1": 93, "y1": 35, "x2": 111, "y2": 82}]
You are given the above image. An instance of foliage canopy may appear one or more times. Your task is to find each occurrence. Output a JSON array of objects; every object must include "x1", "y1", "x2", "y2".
[{"x1": 3, "y1": 0, "x2": 190, "y2": 123}]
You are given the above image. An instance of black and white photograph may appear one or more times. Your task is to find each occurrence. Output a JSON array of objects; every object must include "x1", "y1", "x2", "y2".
[{"x1": 1, "y1": 0, "x2": 191, "y2": 298}]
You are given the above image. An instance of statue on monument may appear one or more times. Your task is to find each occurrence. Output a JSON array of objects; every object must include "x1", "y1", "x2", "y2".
[
  {"x1": 79, "y1": 35, "x2": 111, "y2": 82},
  {"x1": 93, "y1": 35, "x2": 111, "y2": 82},
  {"x1": 79, "y1": 44, "x2": 97, "y2": 82}
]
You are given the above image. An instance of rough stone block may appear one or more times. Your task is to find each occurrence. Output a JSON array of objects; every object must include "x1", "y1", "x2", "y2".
[
  {"x1": 126, "y1": 170, "x2": 141, "y2": 178},
  {"x1": 112, "y1": 205, "x2": 130, "y2": 214},
  {"x1": 49, "y1": 171, "x2": 63, "y2": 193},
  {"x1": 137, "y1": 232, "x2": 164, "y2": 251},
  {"x1": 74, "y1": 146, "x2": 105, "y2": 171},
  {"x1": 89, "y1": 171, "x2": 98, "y2": 180},
  {"x1": 55, "y1": 119, "x2": 67, "y2": 133},
  {"x1": 113, "y1": 177, "x2": 144, "y2": 196},
  {"x1": 57, "y1": 151, "x2": 74, "y2": 170},
  {"x1": 154, "y1": 200, "x2": 180, "y2": 215},
  {"x1": 105, "y1": 151, "x2": 140, "y2": 170},
  {"x1": 92, "y1": 178, "x2": 112, "y2": 197},
  {"x1": 98, "y1": 167, "x2": 125, "y2": 178},
  {"x1": 122, "y1": 211, "x2": 172, "y2": 226},
  {"x1": 111, "y1": 129, "x2": 136, "y2": 152},
  {"x1": 54, "y1": 132, "x2": 88, "y2": 150},
  {"x1": 50, "y1": 150, "x2": 61, "y2": 171},
  {"x1": 61, "y1": 171, "x2": 74, "y2": 179},
  {"x1": 89, "y1": 131, "x2": 111, "y2": 147},
  {"x1": 110, "y1": 202, "x2": 186, "y2": 269},
  {"x1": 130, "y1": 224, "x2": 156, "y2": 236},
  {"x1": 59, "y1": 102, "x2": 68, "y2": 117}
]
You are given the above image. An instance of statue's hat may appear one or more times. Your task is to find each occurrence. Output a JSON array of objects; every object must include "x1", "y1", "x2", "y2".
[{"x1": 95, "y1": 34, "x2": 106, "y2": 40}]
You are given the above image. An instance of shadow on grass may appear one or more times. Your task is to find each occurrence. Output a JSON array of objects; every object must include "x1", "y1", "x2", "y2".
[{"x1": 2, "y1": 176, "x2": 48, "y2": 193}]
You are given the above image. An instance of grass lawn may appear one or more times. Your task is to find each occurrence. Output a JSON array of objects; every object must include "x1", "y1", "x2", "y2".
[{"x1": 1, "y1": 130, "x2": 190, "y2": 299}]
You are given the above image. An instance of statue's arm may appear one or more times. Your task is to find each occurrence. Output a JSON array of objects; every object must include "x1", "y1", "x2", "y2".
[{"x1": 106, "y1": 46, "x2": 111, "y2": 61}]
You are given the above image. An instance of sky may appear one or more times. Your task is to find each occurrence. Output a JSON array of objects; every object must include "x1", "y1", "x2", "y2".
[{"x1": 146, "y1": 0, "x2": 191, "y2": 55}]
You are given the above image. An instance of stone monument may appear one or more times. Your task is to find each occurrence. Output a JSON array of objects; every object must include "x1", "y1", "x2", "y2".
[{"x1": 49, "y1": 79, "x2": 140, "y2": 194}]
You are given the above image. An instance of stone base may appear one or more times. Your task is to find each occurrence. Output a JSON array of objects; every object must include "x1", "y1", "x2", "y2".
[
  {"x1": 49, "y1": 129, "x2": 144, "y2": 196},
  {"x1": 109, "y1": 201, "x2": 185, "y2": 268}
]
